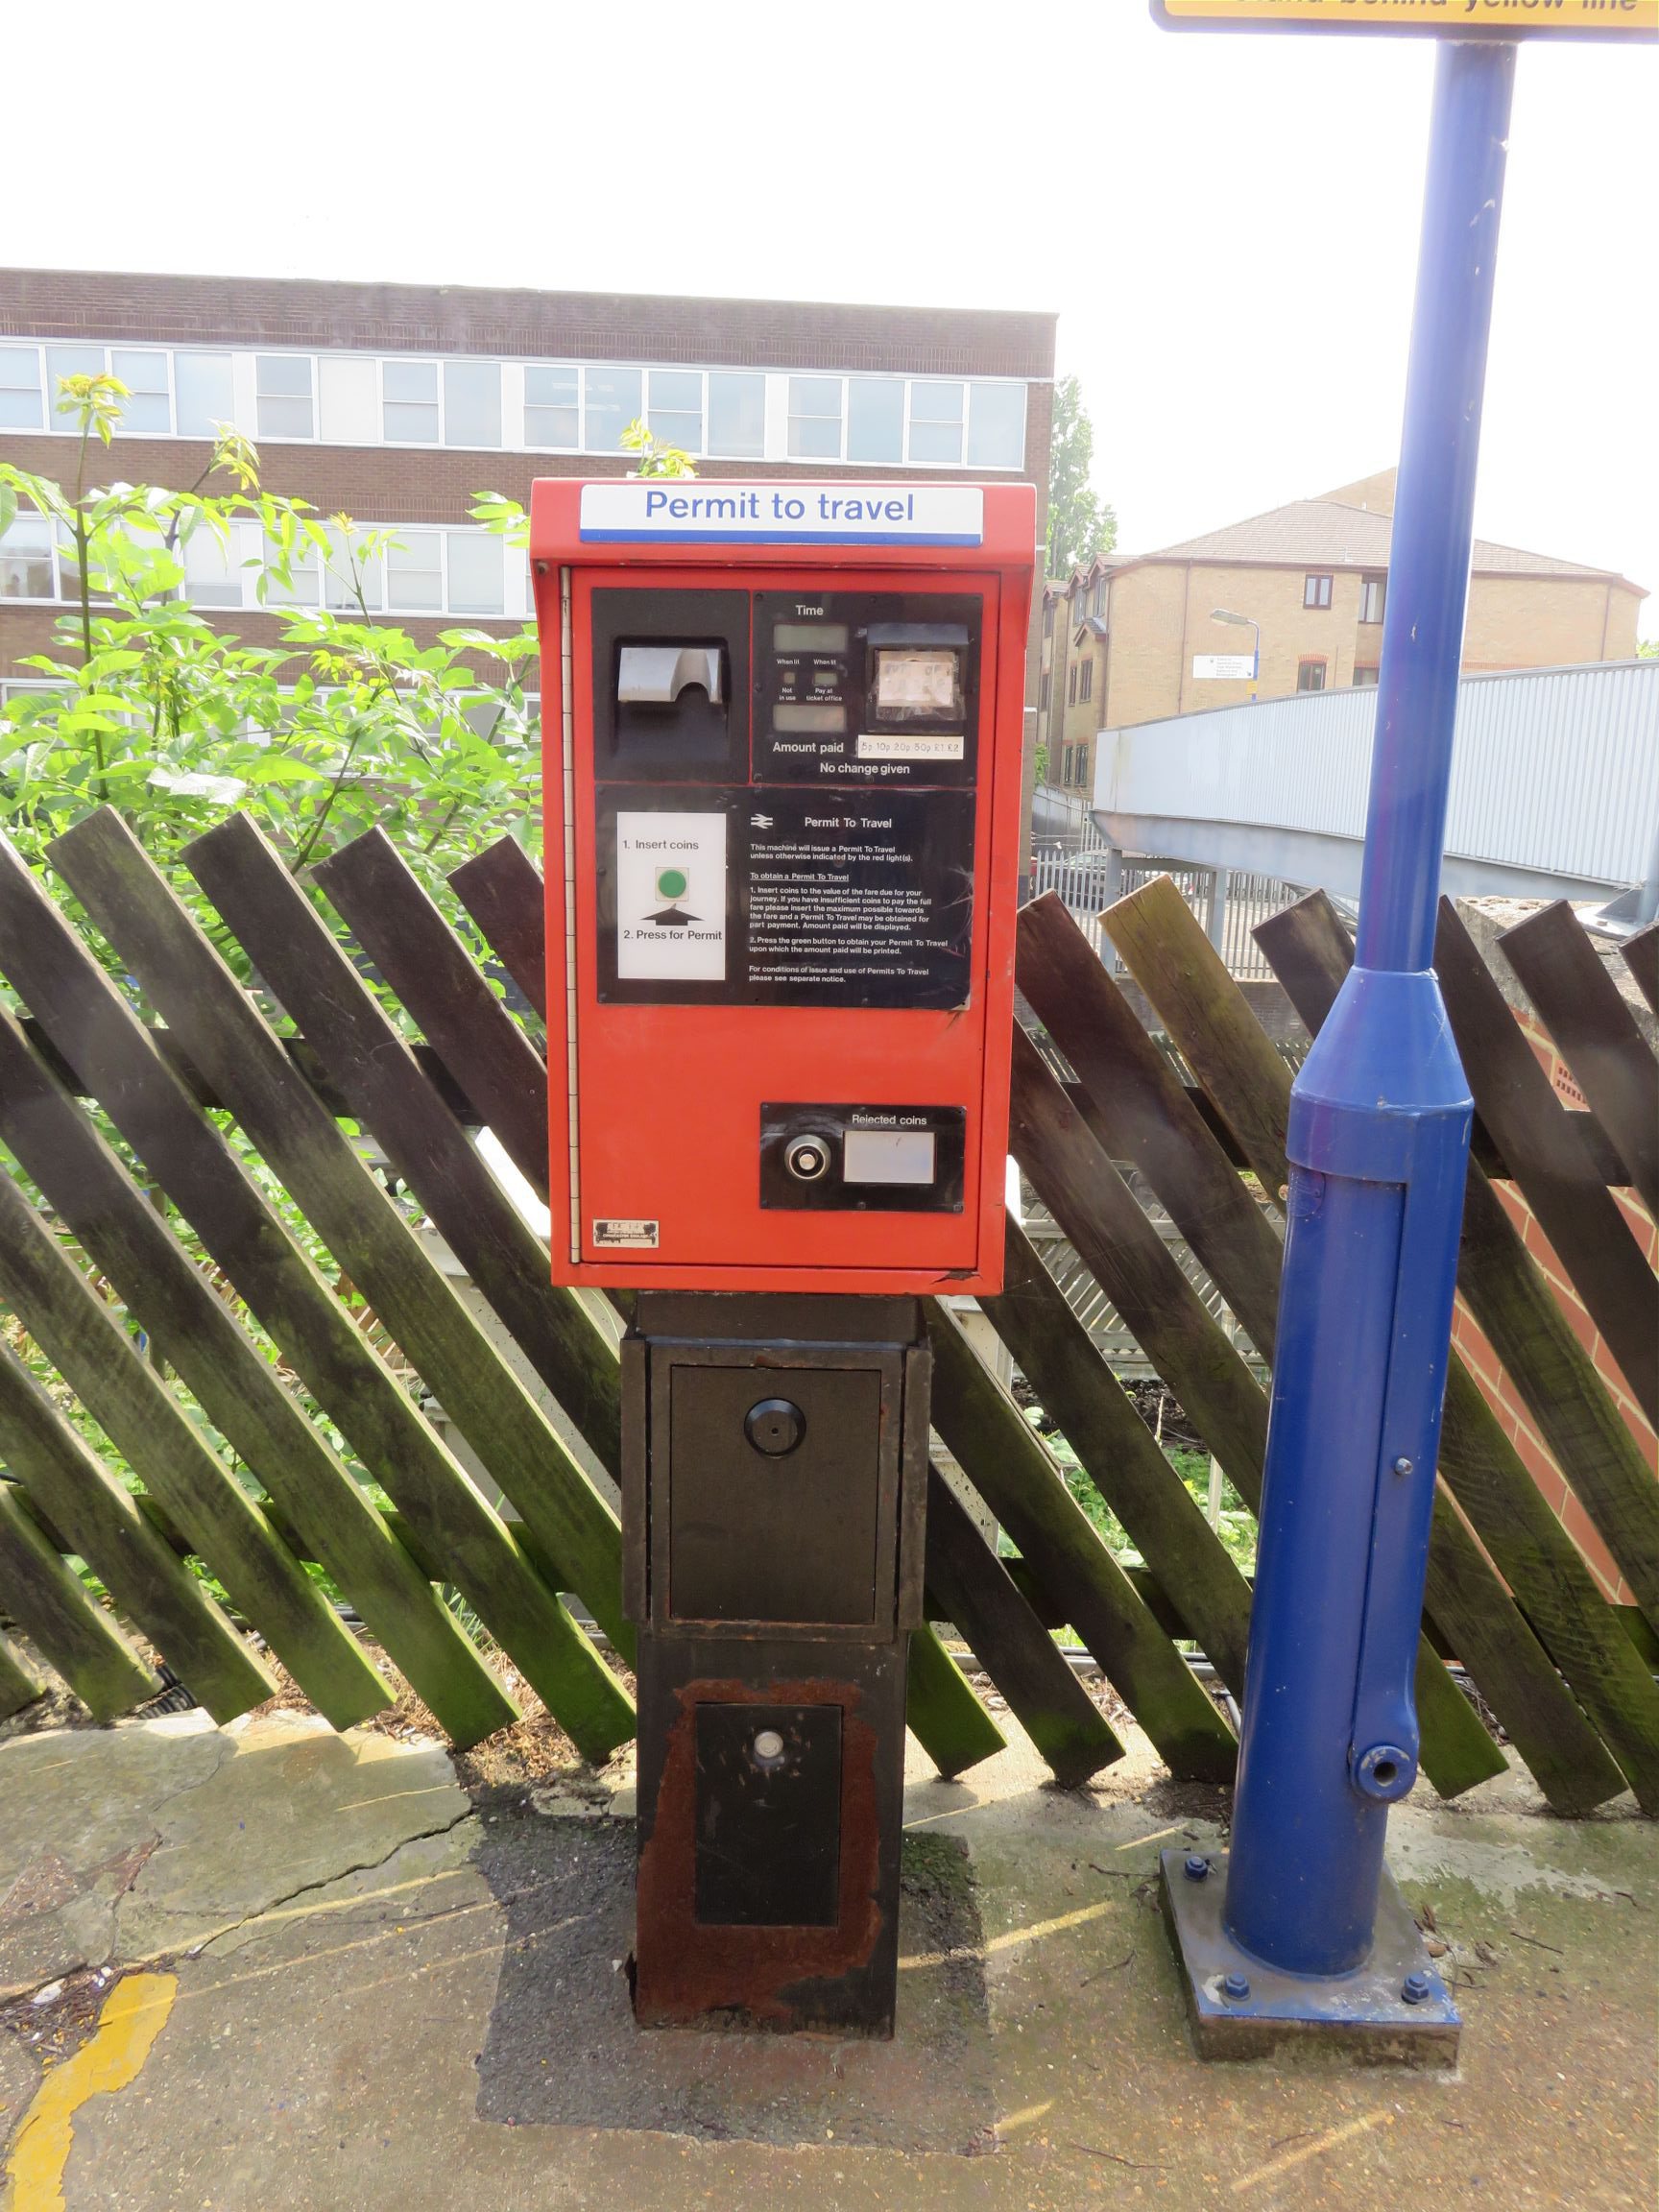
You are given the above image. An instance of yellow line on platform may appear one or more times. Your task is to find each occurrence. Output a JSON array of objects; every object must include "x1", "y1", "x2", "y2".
[
  {"x1": 4, "y1": 1973, "x2": 176, "y2": 2212},
  {"x1": 1232, "y1": 2109, "x2": 1394, "y2": 2193}
]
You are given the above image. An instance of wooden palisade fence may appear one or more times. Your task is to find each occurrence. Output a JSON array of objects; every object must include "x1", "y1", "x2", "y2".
[{"x1": 0, "y1": 809, "x2": 1654, "y2": 1822}]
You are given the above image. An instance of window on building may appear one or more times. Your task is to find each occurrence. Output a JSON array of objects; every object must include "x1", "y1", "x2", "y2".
[
  {"x1": 1358, "y1": 572, "x2": 1386, "y2": 624},
  {"x1": 181, "y1": 525, "x2": 242, "y2": 608},
  {"x1": 445, "y1": 530, "x2": 504, "y2": 615},
  {"x1": 1297, "y1": 658, "x2": 1328, "y2": 693},
  {"x1": 647, "y1": 369, "x2": 702, "y2": 454},
  {"x1": 908, "y1": 379, "x2": 965, "y2": 465},
  {"x1": 175, "y1": 353, "x2": 234, "y2": 439},
  {"x1": 262, "y1": 533, "x2": 321, "y2": 606},
  {"x1": 846, "y1": 377, "x2": 904, "y2": 465},
  {"x1": 444, "y1": 359, "x2": 501, "y2": 448},
  {"x1": 585, "y1": 365, "x2": 643, "y2": 452},
  {"x1": 1079, "y1": 658, "x2": 1094, "y2": 703},
  {"x1": 1067, "y1": 663, "x2": 1078, "y2": 706},
  {"x1": 383, "y1": 359, "x2": 440, "y2": 444},
  {"x1": 0, "y1": 347, "x2": 42, "y2": 430},
  {"x1": 45, "y1": 346, "x2": 105, "y2": 421},
  {"x1": 1354, "y1": 664, "x2": 1380, "y2": 687},
  {"x1": 256, "y1": 356, "x2": 315, "y2": 440},
  {"x1": 787, "y1": 376, "x2": 842, "y2": 460},
  {"x1": 1304, "y1": 573, "x2": 1333, "y2": 610},
  {"x1": 387, "y1": 529, "x2": 443, "y2": 612},
  {"x1": 110, "y1": 350, "x2": 170, "y2": 433},
  {"x1": 1043, "y1": 597, "x2": 1054, "y2": 637},
  {"x1": 0, "y1": 511, "x2": 54, "y2": 598},
  {"x1": 1091, "y1": 575, "x2": 1105, "y2": 618},
  {"x1": 707, "y1": 372, "x2": 764, "y2": 459},
  {"x1": 965, "y1": 380, "x2": 1026, "y2": 469},
  {"x1": 322, "y1": 525, "x2": 383, "y2": 613},
  {"x1": 1039, "y1": 671, "x2": 1051, "y2": 711},
  {"x1": 524, "y1": 365, "x2": 580, "y2": 449}
]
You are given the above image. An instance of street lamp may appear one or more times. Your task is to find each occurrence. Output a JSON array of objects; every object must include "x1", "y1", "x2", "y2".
[{"x1": 1211, "y1": 606, "x2": 1260, "y2": 693}]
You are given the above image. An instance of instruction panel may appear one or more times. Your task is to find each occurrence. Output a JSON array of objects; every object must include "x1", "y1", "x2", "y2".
[{"x1": 596, "y1": 787, "x2": 974, "y2": 1010}]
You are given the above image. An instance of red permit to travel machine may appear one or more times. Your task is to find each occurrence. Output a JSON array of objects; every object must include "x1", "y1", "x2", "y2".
[
  {"x1": 533, "y1": 477, "x2": 1034, "y2": 2037},
  {"x1": 533, "y1": 477, "x2": 1035, "y2": 1297}
]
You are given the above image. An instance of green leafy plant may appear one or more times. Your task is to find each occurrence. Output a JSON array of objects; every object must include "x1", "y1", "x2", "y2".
[
  {"x1": 1, "y1": 376, "x2": 541, "y2": 903},
  {"x1": 618, "y1": 420, "x2": 697, "y2": 478}
]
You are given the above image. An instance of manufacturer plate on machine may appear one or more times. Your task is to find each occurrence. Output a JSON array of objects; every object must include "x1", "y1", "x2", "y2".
[{"x1": 591, "y1": 1218, "x2": 661, "y2": 1247}]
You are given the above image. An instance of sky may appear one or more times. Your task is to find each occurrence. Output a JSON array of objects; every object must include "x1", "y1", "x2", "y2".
[{"x1": 9, "y1": 1, "x2": 1656, "y2": 632}]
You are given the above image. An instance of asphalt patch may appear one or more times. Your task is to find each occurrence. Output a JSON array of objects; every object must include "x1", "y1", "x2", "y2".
[{"x1": 471, "y1": 1811, "x2": 995, "y2": 2152}]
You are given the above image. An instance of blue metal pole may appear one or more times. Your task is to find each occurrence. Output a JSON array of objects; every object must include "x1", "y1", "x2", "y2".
[{"x1": 1221, "y1": 38, "x2": 1515, "y2": 1981}]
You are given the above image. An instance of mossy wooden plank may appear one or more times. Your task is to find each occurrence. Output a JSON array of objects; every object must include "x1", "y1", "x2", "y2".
[
  {"x1": 1019, "y1": 892, "x2": 1284, "y2": 1363},
  {"x1": 448, "y1": 838, "x2": 551, "y2": 1022},
  {"x1": 1455, "y1": 1170, "x2": 1659, "y2": 1631},
  {"x1": 1088, "y1": 894, "x2": 1524, "y2": 1798},
  {"x1": 1024, "y1": 894, "x2": 1581, "y2": 1800},
  {"x1": 926, "y1": 1464, "x2": 1123, "y2": 1787},
  {"x1": 1500, "y1": 900, "x2": 1659, "y2": 1217},
  {"x1": 984, "y1": 1218, "x2": 1255, "y2": 1700},
  {"x1": 0, "y1": 1167, "x2": 390, "y2": 1733},
  {"x1": 99, "y1": 810, "x2": 628, "y2": 1664},
  {"x1": 905, "y1": 1621, "x2": 1007, "y2": 1778},
  {"x1": 927, "y1": 1304, "x2": 1237, "y2": 1783},
  {"x1": 1436, "y1": 898, "x2": 1657, "y2": 1429},
  {"x1": 321, "y1": 828, "x2": 554, "y2": 1201},
  {"x1": 0, "y1": 827, "x2": 619, "y2": 1757},
  {"x1": 1102, "y1": 872, "x2": 1294, "y2": 1198},
  {"x1": 0, "y1": 1004, "x2": 515, "y2": 1749},
  {"x1": 1438, "y1": 1362, "x2": 1659, "y2": 1812},
  {"x1": 0, "y1": 1342, "x2": 273, "y2": 1721},
  {"x1": 267, "y1": 824, "x2": 620, "y2": 1474},
  {"x1": 1008, "y1": 1023, "x2": 1273, "y2": 1506},
  {"x1": 0, "y1": 1484, "x2": 159, "y2": 1721},
  {"x1": 0, "y1": 1627, "x2": 44, "y2": 1719},
  {"x1": 1104, "y1": 885, "x2": 1614, "y2": 1802},
  {"x1": 1256, "y1": 891, "x2": 1657, "y2": 1810}
]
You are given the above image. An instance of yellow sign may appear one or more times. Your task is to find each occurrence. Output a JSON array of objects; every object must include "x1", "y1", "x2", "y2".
[{"x1": 1154, "y1": 0, "x2": 1657, "y2": 33}]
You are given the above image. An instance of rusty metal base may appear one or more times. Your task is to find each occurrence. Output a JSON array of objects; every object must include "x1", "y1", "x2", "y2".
[
  {"x1": 633, "y1": 1638, "x2": 908, "y2": 2037},
  {"x1": 1160, "y1": 1849, "x2": 1460, "y2": 2067}
]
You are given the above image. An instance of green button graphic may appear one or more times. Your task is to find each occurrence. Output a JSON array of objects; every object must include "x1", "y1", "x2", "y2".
[{"x1": 656, "y1": 867, "x2": 688, "y2": 900}]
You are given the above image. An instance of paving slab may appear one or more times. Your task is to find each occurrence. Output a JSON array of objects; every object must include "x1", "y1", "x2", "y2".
[
  {"x1": 0, "y1": 1714, "x2": 1652, "y2": 2211},
  {"x1": 0, "y1": 1715, "x2": 230, "y2": 2001}
]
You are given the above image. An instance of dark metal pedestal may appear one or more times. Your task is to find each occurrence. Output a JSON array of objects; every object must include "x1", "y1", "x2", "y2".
[
  {"x1": 625, "y1": 1293, "x2": 929, "y2": 2037},
  {"x1": 1160, "y1": 1848, "x2": 1460, "y2": 2067}
]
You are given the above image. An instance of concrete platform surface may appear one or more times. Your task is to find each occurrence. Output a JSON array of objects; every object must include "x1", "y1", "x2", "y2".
[{"x1": 0, "y1": 1710, "x2": 1652, "y2": 2210}]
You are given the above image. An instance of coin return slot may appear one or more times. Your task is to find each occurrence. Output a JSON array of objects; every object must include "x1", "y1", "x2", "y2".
[{"x1": 843, "y1": 1129, "x2": 936, "y2": 1186}]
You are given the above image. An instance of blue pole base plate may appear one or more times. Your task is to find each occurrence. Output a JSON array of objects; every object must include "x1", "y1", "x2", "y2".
[{"x1": 1159, "y1": 1849, "x2": 1460, "y2": 2068}]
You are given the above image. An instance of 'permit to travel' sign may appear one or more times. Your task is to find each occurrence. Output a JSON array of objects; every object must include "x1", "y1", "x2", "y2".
[
  {"x1": 1153, "y1": 0, "x2": 1656, "y2": 34},
  {"x1": 579, "y1": 483, "x2": 985, "y2": 546}
]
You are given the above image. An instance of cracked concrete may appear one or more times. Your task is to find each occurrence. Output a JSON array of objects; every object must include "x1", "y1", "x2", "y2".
[
  {"x1": 1, "y1": 1712, "x2": 1653, "y2": 2209},
  {"x1": 0, "y1": 1715, "x2": 231, "y2": 2001},
  {"x1": 0, "y1": 1714, "x2": 475, "y2": 1996}
]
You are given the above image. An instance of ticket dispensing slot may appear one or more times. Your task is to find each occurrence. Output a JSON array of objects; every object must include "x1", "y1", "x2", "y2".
[{"x1": 592, "y1": 588, "x2": 749, "y2": 781}]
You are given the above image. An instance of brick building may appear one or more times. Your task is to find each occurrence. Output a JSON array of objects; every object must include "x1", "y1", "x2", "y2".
[
  {"x1": 1041, "y1": 469, "x2": 1648, "y2": 795},
  {"x1": 0, "y1": 269, "x2": 1054, "y2": 698}
]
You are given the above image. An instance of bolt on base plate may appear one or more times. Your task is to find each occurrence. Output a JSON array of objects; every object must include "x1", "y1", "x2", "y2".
[{"x1": 1159, "y1": 1848, "x2": 1460, "y2": 2067}]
